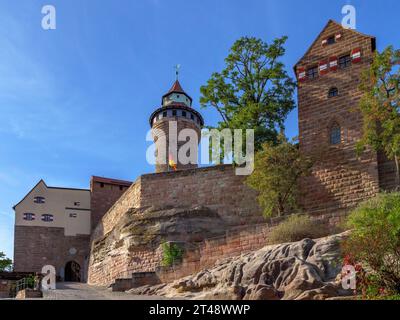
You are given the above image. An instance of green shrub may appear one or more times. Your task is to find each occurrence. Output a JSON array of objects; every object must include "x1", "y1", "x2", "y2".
[
  {"x1": 343, "y1": 192, "x2": 400, "y2": 295},
  {"x1": 26, "y1": 275, "x2": 35, "y2": 289},
  {"x1": 161, "y1": 242, "x2": 184, "y2": 267},
  {"x1": 268, "y1": 214, "x2": 332, "y2": 244}
]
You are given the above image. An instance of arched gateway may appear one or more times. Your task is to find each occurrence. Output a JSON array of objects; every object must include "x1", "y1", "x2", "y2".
[{"x1": 64, "y1": 261, "x2": 81, "y2": 282}]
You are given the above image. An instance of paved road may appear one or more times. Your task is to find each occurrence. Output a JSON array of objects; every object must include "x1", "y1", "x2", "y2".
[{"x1": 42, "y1": 282, "x2": 164, "y2": 300}]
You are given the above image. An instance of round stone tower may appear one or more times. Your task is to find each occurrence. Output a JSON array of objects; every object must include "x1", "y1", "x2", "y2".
[{"x1": 149, "y1": 80, "x2": 204, "y2": 173}]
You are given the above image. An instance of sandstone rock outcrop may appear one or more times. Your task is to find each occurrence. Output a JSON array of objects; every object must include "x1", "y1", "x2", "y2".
[
  {"x1": 88, "y1": 206, "x2": 228, "y2": 285},
  {"x1": 128, "y1": 232, "x2": 352, "y2": 300}
]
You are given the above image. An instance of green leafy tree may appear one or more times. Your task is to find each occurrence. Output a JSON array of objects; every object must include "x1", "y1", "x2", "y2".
[
  {"x1": 358, "y1": 46, "x2": 400, "y2": 188},
  {"x1": 246, "y1": 135, "x2": 314, "y2": 217},
  {"x1": 200, "y1": 36, "x2": 296, "y2": 152},
  {"x1": 0, "y1": 252, "x2": 12, "y2": 272}
]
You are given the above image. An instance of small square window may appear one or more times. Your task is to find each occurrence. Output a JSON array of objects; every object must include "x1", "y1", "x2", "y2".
[
  {"x1": 74, "y1": 202, "x2": 80, "y2": 206},
  {"x1": 100, "y1": 183, "x2": 104, "y2": 188},
  {"x1": 339, "y1": 55, "x2": 351, "y2": 69},
  {"x1": 172, "y1": 110, "x2": 177, "y2": 116},
  {"x1": 23, "y1": 213, "x2": 35, "y2": 221},
  {"x1": 69, "y1": 213, "x2": 77, "y2": 218},
  {"x1": 307, "y1": 66, "x2": 318, "y2": 80},
  {"x1": 182, "y1": 111, "x2": 187, "y2": 117},
  {"x1": 327, "y1": 36, "x2": 335, "y2": 45},
  {"x1": 119, "y1": 185, "x2": 124, "y2": 191},
  {"x1": 34, "y1": 196, "x2": 45, "y2": 204},
  {"x1": 42, "y1": 214, "x2": 54, "y2": 222},
  {"x1": 328, "y1": 87, "x2": 339, "y2": 98}
]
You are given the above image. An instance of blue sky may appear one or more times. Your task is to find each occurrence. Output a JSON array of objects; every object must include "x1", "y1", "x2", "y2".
[{"x1": 1, "y1": 0, "x2": 399, "y2": 260}]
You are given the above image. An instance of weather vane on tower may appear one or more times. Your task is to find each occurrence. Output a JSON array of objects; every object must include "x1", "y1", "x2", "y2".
[{"x1": 174, "y1": 64, "x2": 181, "y2": 80}]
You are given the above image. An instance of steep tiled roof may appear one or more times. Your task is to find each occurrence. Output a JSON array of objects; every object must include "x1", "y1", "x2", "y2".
[
  {"x1": 294, "y1": 19, "x2": 375, "y2": 69},
  {"x1": 162, "y1": 80, "x2": 193, "y2": 103},
  {"x1": 167, "y1": 80, "x2": 185, "y2": 94}
]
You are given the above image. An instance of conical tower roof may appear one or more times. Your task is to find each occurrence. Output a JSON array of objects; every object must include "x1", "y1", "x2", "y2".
[{"x1": 162, "y1": 80, "x2": 193, "y2": 105}]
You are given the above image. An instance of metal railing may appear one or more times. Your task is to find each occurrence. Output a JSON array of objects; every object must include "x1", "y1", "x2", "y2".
[{"x1": 15, "y1": 277, "x2": 38, "y2": 294}]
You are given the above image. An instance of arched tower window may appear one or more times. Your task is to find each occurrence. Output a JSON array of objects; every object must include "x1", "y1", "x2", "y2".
[
  {"x1": 328, "y1": 87, "x2": 339, "y2": 98},
  {"x1": 329, "y1": 122, "x2": 341, "y2": 145}
]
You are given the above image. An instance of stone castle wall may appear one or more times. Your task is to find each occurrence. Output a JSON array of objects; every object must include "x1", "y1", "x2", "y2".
[
  {"x1": 88, "y1": 245, "x2": 163, "y2": 286},
  {"x1": 88, "y1": 247, "x2": 164, "y2": 286},
  {"x1": 14, "y1": 226, "x2": 90, "y2": 281},
  {"x1": 156, "y1": 210, "x2": 347, "y2": 283},
  {"x1": 88, "y1": 208, "x2": 348, "y2": 287},
  {"x1": 377, "y1": 151, "x2": 398, "y2": 191},
  {"x1": 92, "y1": 165, "x2": 263, "y2": 242},
  {"x1": 91, "y1": 179, "x2": 141, "y2": 241},
  {"x1": 90, "y1": 177, "x2": 132, "y2": 232},
  {"x1": 88, "y1": 165, "x2": 263, "y2": 286},
  {"x1": 138, "y1": 165, "x2": 262, "y2": 226},
  {"x1": 157, "y1": 224, "x2": 271, "y2": 284}
]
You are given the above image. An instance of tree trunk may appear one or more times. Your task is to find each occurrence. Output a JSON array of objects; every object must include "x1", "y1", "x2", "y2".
[
  {"x1": 278, "y1": 196, "x2": 285, "y2": 217},
  {"x1": 395, "y1": 155, "x2": 400, "y2": 190}
]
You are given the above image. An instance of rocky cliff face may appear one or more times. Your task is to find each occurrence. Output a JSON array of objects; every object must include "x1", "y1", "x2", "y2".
[
  {"x1": 88, "y1": 206, "x2": 229, "y2": 285},
  {"x1": 128, "y1": 232, "x2": 352, "y2": 300}
]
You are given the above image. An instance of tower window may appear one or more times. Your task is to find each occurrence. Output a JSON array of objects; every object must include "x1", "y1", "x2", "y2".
[
  {"x1": 330, "y1": 123, "x2": 341, "y2": 145},
  {"x1": 339, "y1": 54, "x2": 352, "y2": 69},
  {"x1": 100, "y1": 183, "x2": 104, "y2": 188},
  {"x1": 23, "y1": 213, "x2": 35, "y2": 221},
  {"x1": 172, "y1": 110, "x2": 177, "y2": 116},
  {"x1": 306, "y1": 66, "x2": 318, "y2": 80},
  {"x1": 190, "y1": 114, "x2": 194, "y2": 120},
  {"x1": 327, "y1": 36, "x2": 335, "y2": 45},
  {"x1": 328, "y1": 87, "x2": 339, "y2": 98},
  {"x1": 119, "y1": 185, "x2": 123, "y2": 191},
  {"x1": 41, "y1": 214, "x2": 54, "y2": 222},
  {"x1": 182, "y1": 111, "x2": 187, "y2": 117},
  {"x1": 34, "y1": 196, "x2": 45, "y2": 204},
  {"x1": 163, "y1": 111, "x2": 167, "y2": 117}
]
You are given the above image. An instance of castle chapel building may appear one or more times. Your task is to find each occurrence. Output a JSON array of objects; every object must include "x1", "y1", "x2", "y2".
[
  {"x1": 13, "y1": 20, "x2": 397, "y2": 282},
  {"x1": 13, "y1": 177, "x2": 131, "y2": 281}
]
